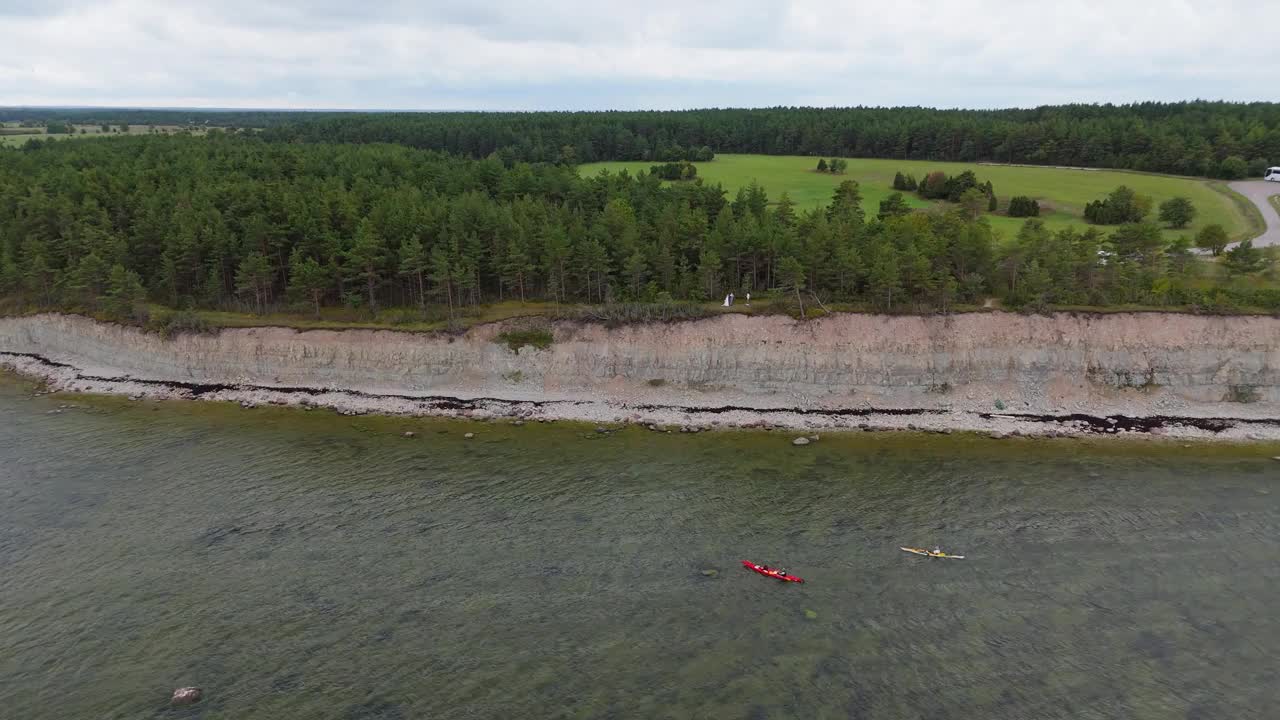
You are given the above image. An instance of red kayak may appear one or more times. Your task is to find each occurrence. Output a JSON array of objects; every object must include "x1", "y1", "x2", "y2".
[{"x1": 741, "y1": 560, "x2": 804, "y2": 583}]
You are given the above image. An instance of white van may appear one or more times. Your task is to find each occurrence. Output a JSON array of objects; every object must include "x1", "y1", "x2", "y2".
[{"x1": 1266, "y1": 167, "x2": 1280, "y2": 182}]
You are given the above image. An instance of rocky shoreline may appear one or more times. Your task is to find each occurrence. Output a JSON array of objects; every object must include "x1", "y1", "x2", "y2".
[
  {"x1": 4, "y1": 311, "x2": 1280, "y2": 441},
  {"x1": 5, "y1": 347, "x2": 1280, "y2": 441}
]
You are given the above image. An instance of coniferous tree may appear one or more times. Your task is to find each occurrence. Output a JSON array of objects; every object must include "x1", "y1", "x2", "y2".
[
  {"x1": 776, "y1": 256, "x2": 806, "y2": 316},
  {"x1": 103, "y1": 263, "x2": 146, "y2": 319},
  {"x1": 289, "y1": 249, "x2": 330, "y2": 318},
  {"x1": 878, "y1": 192, "x2": 912, "y2": 220},
  {"x1": 235, "y1": 251, "x2": 272, "y2": 313}
]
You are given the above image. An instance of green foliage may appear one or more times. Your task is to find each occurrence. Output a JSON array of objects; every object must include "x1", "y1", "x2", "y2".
[
  {"x1": 44, "y1": 121, "x2": 71, "y2": 135},
  {"x1": 103, "y1": 264, "x2": 146, "y2": 320},
  {"x1": 1158, "y1": 197, "x2": 1197, "y2": 229},
  {"x1": 650, "y1": 161, "x2": 697, "y2": 180},
  {"x1": 891, "y1": 172, "x2": 921, "y2": 192},
  {"x1": 821, "y1": 158, "x2": 848, "y2": 174},
  {"x1": 1195, "y1": 224, "x2": 1230, "y2": 256},
  {"x1": 6, "y1": 102, "x2": 1280, "y2": 176},
  {"x1": 289, "y1": 249, "x2": 330, "y2": 318},
  {"x1": 557, "y1": 302, "x2": 712, "y2": 327},
  {"x1": 944, "y1": 170, "x2": 979, "y2": 201},
  {"x1": 234, "y1": 251, "x2": 273, "y2": 313},
  {"x1": 1084, "y1": 186, "x2": 1152, "y2": 224},
  {"x1": 148, "y1": 309, "x2": 212, "y2": 339},
  {"x1": 920, "y1": 171, "x2": 949, "y2": 199},
  {"x1": 1007, "y1": 196, "x2": 1040, "y2": 217},
  {"x1": 0, "y1": 133, "x2": 1275, "y2": 323},
  {"x1": 496, "y1": 328, "x2": 554, "y2": 352},
  {"x1": 877, "y1": 192, "x2": 912, "y2": 220},
  {"x1": 1215, "y1": 155, "x2": 1248, "y2": 180},
  {"x1": 957, "y1": 187, "x2": 987, "y2": 218},
  {"x1": 1224, "y1": 239, "x2": 1263, "y2": 276}
]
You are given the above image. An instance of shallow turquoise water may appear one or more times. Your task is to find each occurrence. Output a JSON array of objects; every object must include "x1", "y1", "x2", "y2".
[{"x1": 1, "y1": 380, "x2": 1277, "y2": 719}]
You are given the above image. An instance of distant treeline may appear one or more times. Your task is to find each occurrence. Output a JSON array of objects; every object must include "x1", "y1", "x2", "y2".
[
  {"x1": 5, "y1": 102, "x2": 1279, "y2": 178},
  {"x1": 1, "y1": 135, "x2": 1275, "y2": 322},
  {"x1": 257, "y1": 103, "x2": 1280, "y2": 178},
  {"x1": 0, "y1": 107, "x2": 330, "y2": 128}
]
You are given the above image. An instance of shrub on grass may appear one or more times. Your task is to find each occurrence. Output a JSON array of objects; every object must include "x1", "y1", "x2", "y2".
[{"x1": 1007, "y1": 196, "x2": 1040, "y2": 217}]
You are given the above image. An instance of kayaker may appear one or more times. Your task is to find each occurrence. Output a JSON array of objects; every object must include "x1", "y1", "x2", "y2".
[{"x1": 932, "y1": 546, "x2": 942, "y2": 555}]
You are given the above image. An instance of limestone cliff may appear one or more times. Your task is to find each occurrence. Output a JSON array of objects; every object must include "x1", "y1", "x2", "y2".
[{"x1": 2, "y1": 312, "x2": 1279, "y2": 435}]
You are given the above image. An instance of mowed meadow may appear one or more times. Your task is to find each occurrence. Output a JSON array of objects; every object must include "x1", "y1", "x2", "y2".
[
  {"x1": 0, "y1": 122, "x2": 209, "y2": 147},
  {"x1": 580, "y1": 154, "x2": 1254, "y2": 244}
]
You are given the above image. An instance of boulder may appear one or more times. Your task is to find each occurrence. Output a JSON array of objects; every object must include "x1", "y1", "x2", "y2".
[
  {"x1": 171, "y1": 687, "x2": 202, "y2": 705},
  {"x1": 464, "y1": 432, "x2": 475, "y2": 439},
  {"x1": 402, "y1": 431, "x2": 415, "y2": 438},
  {"x1": 792, "y1": 437, "x2": 811, "y2": 446}
]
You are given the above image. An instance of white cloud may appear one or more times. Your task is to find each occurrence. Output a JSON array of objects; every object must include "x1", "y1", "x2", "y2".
[{"x1": 0, "y1": 0, "x2": 1276, "y2": 109}]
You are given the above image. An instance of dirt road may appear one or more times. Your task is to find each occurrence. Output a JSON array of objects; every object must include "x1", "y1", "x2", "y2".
[{"x1": 1229, "y1": 181, "x2": 1280, "y2": 247}]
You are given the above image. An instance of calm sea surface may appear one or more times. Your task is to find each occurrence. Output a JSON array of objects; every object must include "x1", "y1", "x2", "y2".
[{"x1": 1, "y1": 377, "x2": 1277, "y2": 719}]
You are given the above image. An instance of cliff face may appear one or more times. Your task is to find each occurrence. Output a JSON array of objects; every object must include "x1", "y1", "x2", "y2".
[{"x1": 2, "y1": 312, "x2": 1280, "y2": 420}]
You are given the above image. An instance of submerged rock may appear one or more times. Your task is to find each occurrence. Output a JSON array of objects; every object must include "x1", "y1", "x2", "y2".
[
  {"x1": 792, "y1": 437, "x2": 811, "y2": 446},
  {"x1": 700, "y1": 569, "x2": 718, "y2": 577},
  {"x1": 171, "y1": 687, "x2": 202, "y2": 705},
  {"x1": 804, "y1": 609, "x2": 819, "y2": 620}
]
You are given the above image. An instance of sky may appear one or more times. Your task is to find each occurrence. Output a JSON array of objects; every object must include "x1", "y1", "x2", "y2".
[{"x1": 1, "y1": 0, "x2": 1276, "y2": 111}]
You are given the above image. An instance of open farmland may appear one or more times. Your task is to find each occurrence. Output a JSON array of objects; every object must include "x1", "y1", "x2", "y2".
[
  {"x1": 0, "y1": 122, "x2": 210, "y2": 147},
  {"x1": 581, "y1": 154, "x2": 1256, "y2": 244}
]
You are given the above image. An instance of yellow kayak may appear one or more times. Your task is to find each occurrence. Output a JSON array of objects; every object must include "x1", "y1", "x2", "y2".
[{"x1": 901, "y1": 546, "x2": 965, "y2": 559}]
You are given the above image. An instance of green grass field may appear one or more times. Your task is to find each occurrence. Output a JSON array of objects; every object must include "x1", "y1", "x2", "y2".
[
  {"x1": 0, "y1": 123, "x2": 208, "y2": 147},
  {"x1": 580, "y1": 154, "x2": 1256, "y2": 244}
]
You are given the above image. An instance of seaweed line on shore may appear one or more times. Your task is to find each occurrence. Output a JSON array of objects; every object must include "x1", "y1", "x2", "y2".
[{"x1": 5, "y1": 350, "x2": 1280, "y2": 440}]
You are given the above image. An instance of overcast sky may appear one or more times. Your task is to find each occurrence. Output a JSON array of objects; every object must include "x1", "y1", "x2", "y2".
[{"x1": 1, "y1": 0, "x2": 1276, "y2": 110}]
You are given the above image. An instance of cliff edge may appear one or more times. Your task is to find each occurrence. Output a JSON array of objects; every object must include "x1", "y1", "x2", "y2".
[{"x1": 3, "y1": 312, "x2": 1279, "y2": 439}]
